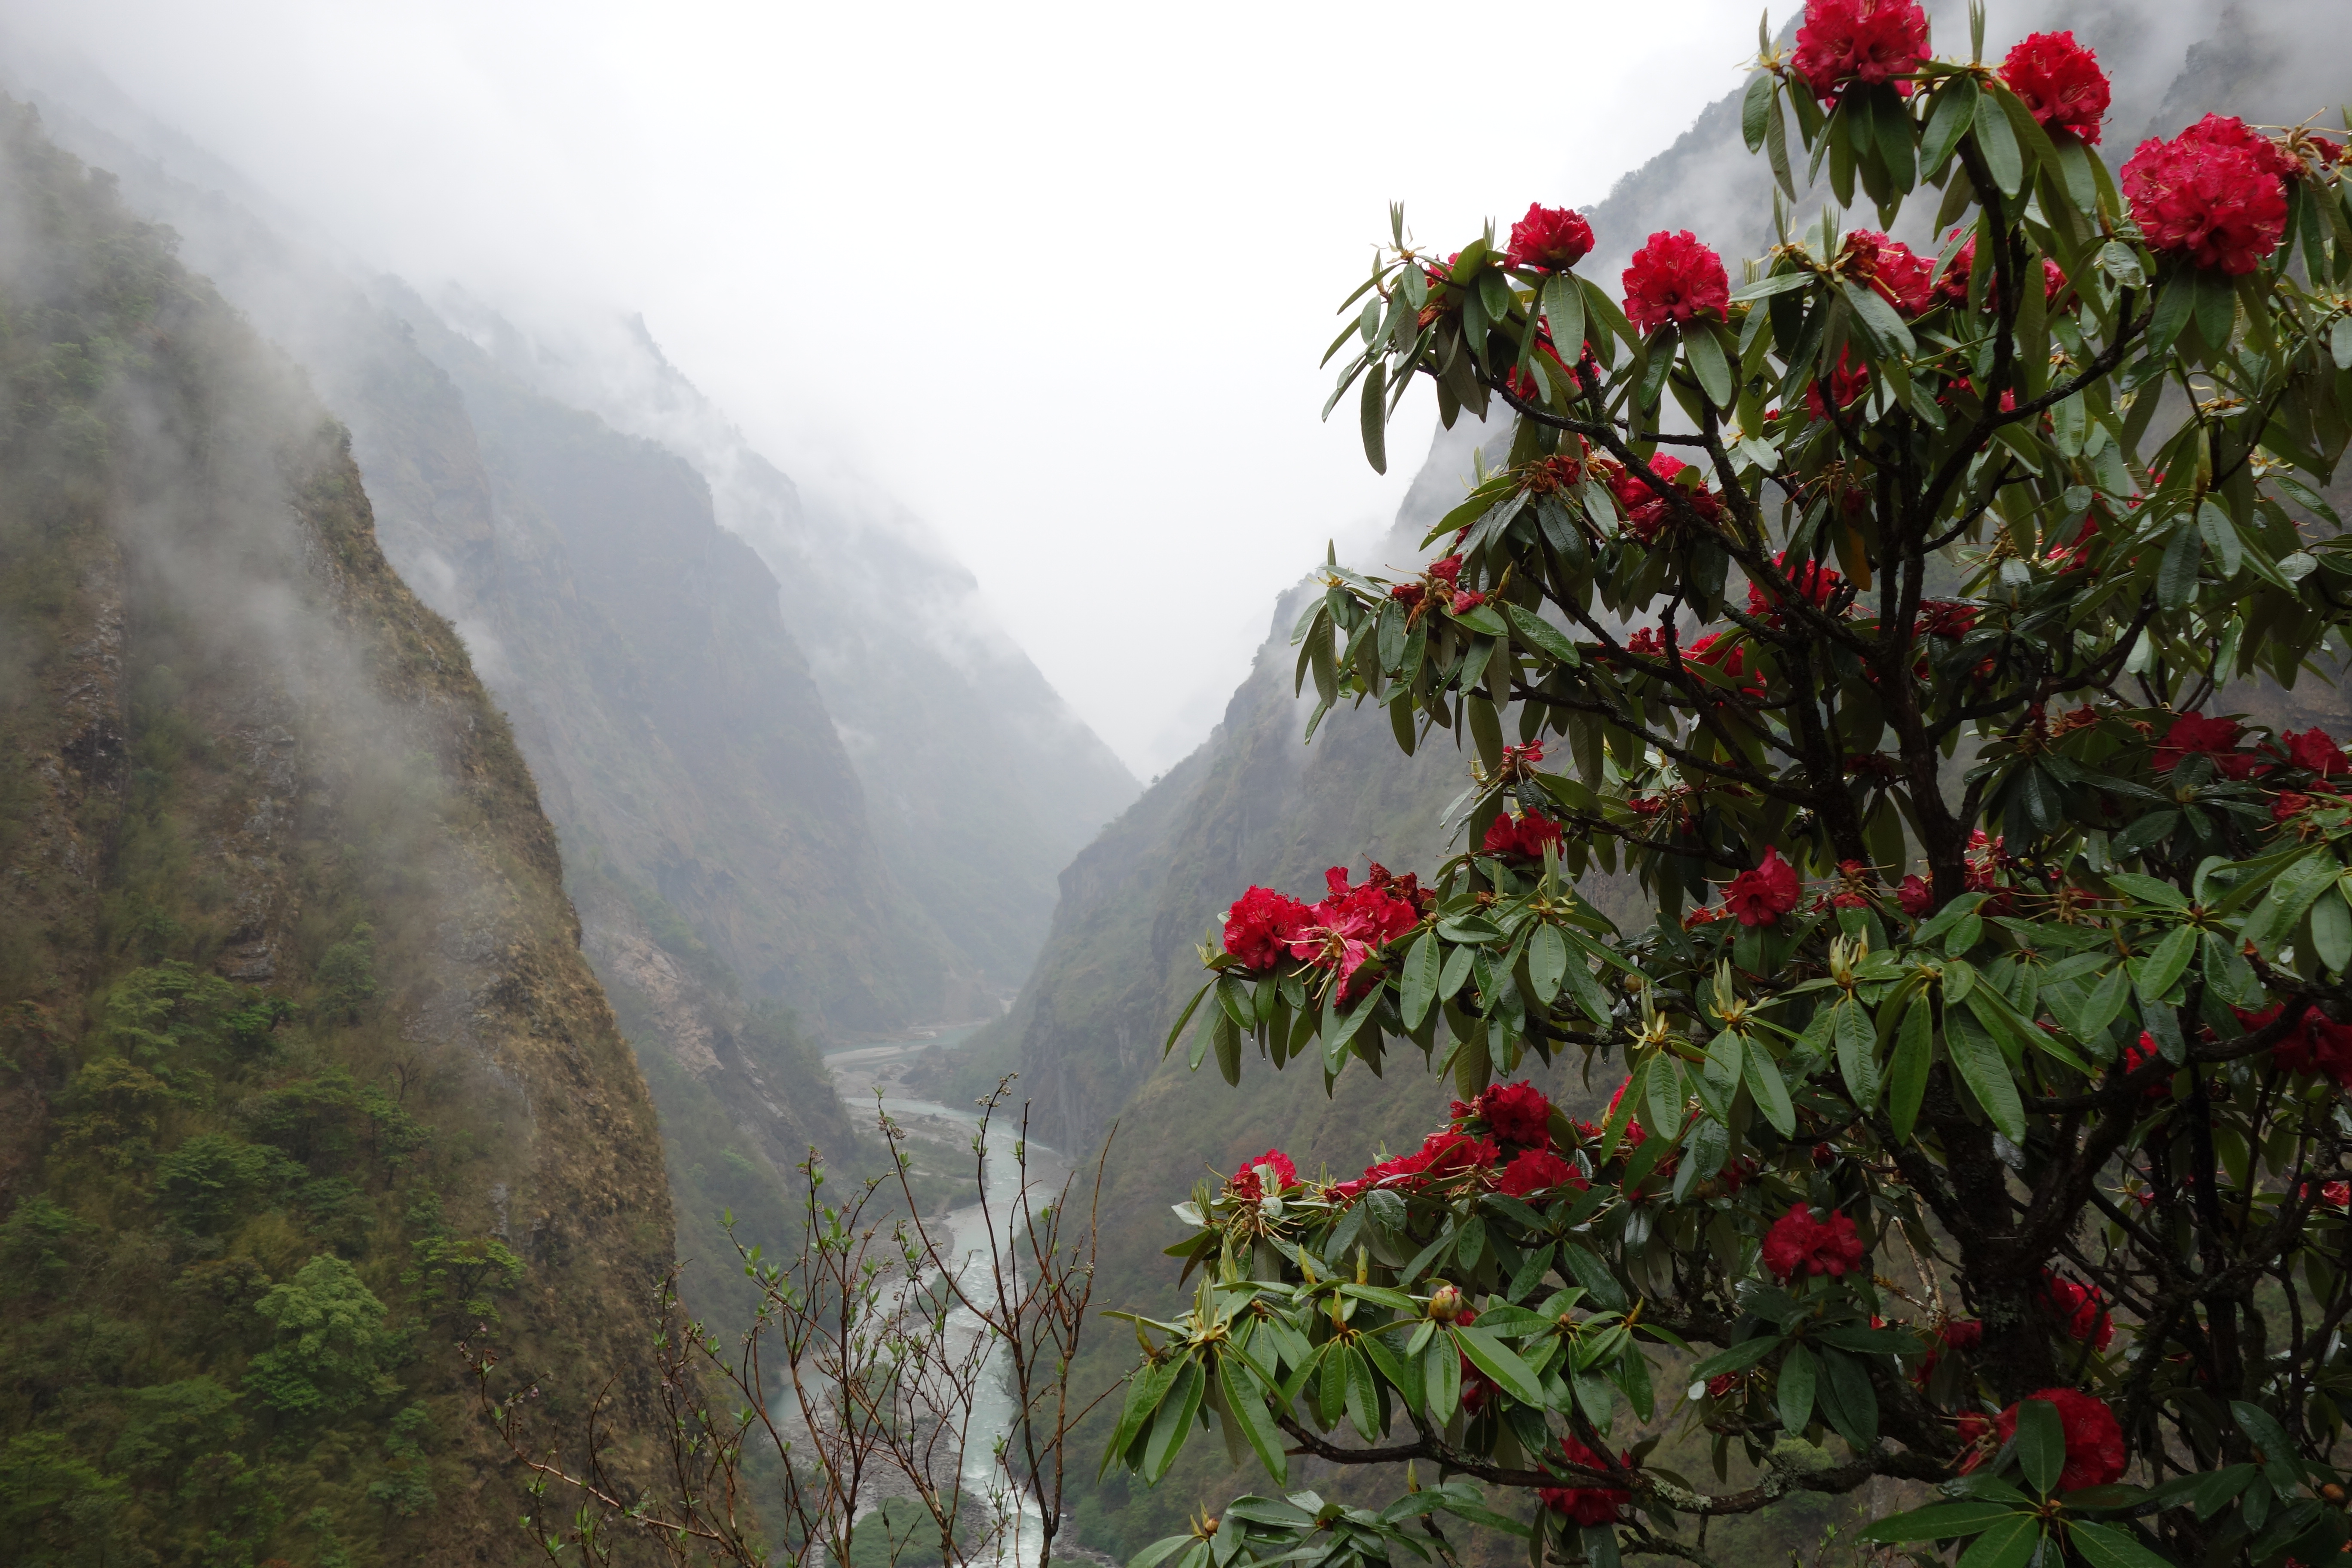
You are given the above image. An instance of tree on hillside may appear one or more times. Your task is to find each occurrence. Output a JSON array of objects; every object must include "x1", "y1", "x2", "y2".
[{"x1": 1117, "y1": 6, "x2": 2352, "y2": 1565}]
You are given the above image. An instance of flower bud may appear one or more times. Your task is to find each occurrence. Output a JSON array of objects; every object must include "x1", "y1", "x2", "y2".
[
  {"x1": 2322, "y1": 1482, "x2": 2346, "y2": 1505},
  {"x1": 1427, "y1": 1284, "x2": 1465, "y2": 1322}
]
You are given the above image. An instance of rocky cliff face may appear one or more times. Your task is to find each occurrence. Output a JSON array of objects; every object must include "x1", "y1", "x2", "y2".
[
  {"x1": 415, "y1": 299, "x2": 1142, "y2": 993},
  {"x1": 0, "y1": 104, "x2": 673, "y2": 1562}
]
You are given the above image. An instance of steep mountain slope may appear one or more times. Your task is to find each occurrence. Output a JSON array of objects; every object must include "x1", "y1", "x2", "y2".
[
  {"x1": 416, "y1": 300, "x2": 1142, "y2": 992},
  {"x1": 0, "y1": 83, "x2": 988, "y2": 1328},
  {"x1": 0, "y1": 104, "x2": 674, "y2": 1562}
]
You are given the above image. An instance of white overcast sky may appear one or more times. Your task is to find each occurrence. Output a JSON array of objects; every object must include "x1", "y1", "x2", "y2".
[{"x1": 6, "y1": 0, "x2": 1765, "y2": 776}]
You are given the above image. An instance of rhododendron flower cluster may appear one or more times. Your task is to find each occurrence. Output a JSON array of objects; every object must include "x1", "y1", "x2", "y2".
[
  {"x1": 1842, "y1": 230, "x2": 1935, "y2": 317},
  {"x1": 1745, "y1": 552, "x2": 1843, "y2": 625},
  {"x1": 1791, "y1": 0, "x2": 1929, "y2": 101},
  {"x1": 1934, "y1": 231, "x2": 2068, "y2": 309},
  {"x1": 1723, "y1": 846, "x2": 1801, "y2": 925},
  {"x1": 2241, "y1": 1003, "x2": 2352, "y2": 1087},
  {"x1": 1620, "y1": 231, "x2": 1729, "y2": 334},
  {"x1": 1494, "y1": 1148, "x2": 1584, "y2": 1197},
  {"x1": 1761, "y1": 1203, "x2": 1867, "y2": 1280},
  {"x1": 1997, "y1": 31, "x2": 2110, "y2": 144},
  {"x1": 1539, "y1": 1439, "x2": 1632, "y2": 1525},
  {"x1": 1913, "y1": 600, "x2": 1978, "y2": 639},
  {"x1": 1330, "y1": 1128, "x2": 1500, "y2": 1201},
  {"x1": 1987, "y1": 1389, "x2": 2128, "y2": 1491},
  {"x1": 1225, "y1": 1148, "x2": 1297, "y2": 1204},
  {"x1": 2123, "y1": 115, "x2": 2291, "y2": 275},
  {"x1": 1219, "y1": 867, "x2": 1423, "y2": 982},
  {"x1": 1482, "y1": 809, "x2": 1563, "y2": 862},
  {"x1": 2152, "y1": 712, "x2": 2261, "y2": 778},
  {"x1": 1804, "y1": 350, "x2": 1870, "y2": 420},
  {"x1": 1506, "y1": 202, "x2": 1594, "y2": 273},
  {"x1": 1451, "y1": 1080, "x2": 1554, "y2": 1147},
  {"x1": 2040, "y1": 1274, "x2": 2115, "y2": 1351},
  {"x1": 2285, "y1": 727, "x2": 2350, "y2": 776}
]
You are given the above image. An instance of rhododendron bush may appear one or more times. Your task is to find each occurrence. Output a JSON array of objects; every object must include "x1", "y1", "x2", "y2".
[{"x1": 1113, "y1": 8, "x2": 2352, "y2": 1568}]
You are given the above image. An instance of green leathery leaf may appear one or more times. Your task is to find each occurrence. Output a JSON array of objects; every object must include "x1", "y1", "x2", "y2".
[
  {"x1": 1684, "y1": 322, "x2": 1735, "y2": 407},
  {"x1": 1889, "y1": 999, "x2": 1933, "y2": 1144},
  {"x1": 1861, "y1": 1501, "x2": 2033, "y2": 1542},
  {"x1": 1543, "y1": 274, "x2": 1586, "y2": 373},
  {"x1": 1213, "y1": 1011, "x2": 1241, "y2": 1086},
  {"x1": 2157, "y1": 521, "x2": 2202, "y2": 610},
  {"x1": 1818, "y1": 1345, "x2": 1878, "y2": 1448},
  {"x1": 1402, "y1": 930, "x2": 1441, "y2": 1029},
  {"x1": 1946, "y1": 1012, "x2": 2026, "y2": 1142},
  {"x1": 1504, "y1": 602, "x2": 1582, "y2": 666},
  {"x1": 1974, "y1": 89, "x2": 2024, "y2": 196},
  {"x1": 1920, "y1": 74, "x2": 1978, "y2": 175},
  {"x1": 1454, "y1": 1324, "x2": 1547, "y2": 1406},
  {"x1": 2016, "y1": 1396, "x2": 2065, "y2": 1495},
  {"x1": 2315, "y1": 885, "x2": 2352, "y2": 974},
  {"x1": 1528, "y1": 924, "x2": 1568, "y2": 1005},
  {"x1": 1741, "y1": 71, "x2": 1774, "y2": 153},
  {"x1": 1218, "y1": 1353, "x2": 1288, "y2": 1484},
  {"x1": 2199, "y1": 498, "x2": 2244, "y2": 579},
  {"x1": 1163, "y1": 982, "x2": 1212, "y2": 1059},
  {"x1": 1343, "y1": 1344, "x2": 1380, "y2": 1441},
  {"x1": 1743, "y1": 1041, "x2": 1797, "y2": 1137},
  {"x1": 1360, "y1": 358, "x2": 1388, "y2": 475},
  {"x1": 1142, "y1": 1357, "x2": 1205, "y2": 1482},
  {"x1": 1836, "y1": 998, "x2": 1881, "y2": 1108},
  {"x1": 1424, "y1": 1332, "x2": 1462, "y2": 1423},
  {"x1": 2137, "y1": 923, "x2": 2198, "y2": 1001},
  {"x1": 1955, "y1": 1516, "x2": 2042, "y2": 1568},
  {"x1": 2066, "y1": 1520, "x2": 2181, "y2": 1568},
  {"x1": 1777, "y1": 1341, "x2": 1816, "y2": 1435},
  {"x1": 1689, "y1": 1334, "x2": 1784, "y2": 1382}
]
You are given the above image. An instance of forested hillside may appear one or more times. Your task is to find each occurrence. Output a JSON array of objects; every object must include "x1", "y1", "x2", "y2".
[{"x1": 0, "y1": 104, "x2": 674, "y2": 1562}]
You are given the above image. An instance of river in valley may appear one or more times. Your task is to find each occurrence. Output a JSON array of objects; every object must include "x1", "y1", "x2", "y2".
[{"x1": 823, "y1": 1029, "x2": 1074, "y2": 1567}]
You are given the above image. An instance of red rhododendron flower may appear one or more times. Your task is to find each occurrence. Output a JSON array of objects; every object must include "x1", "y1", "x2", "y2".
[
  {"x1": 1935, "y1": 231, "x2": 2069, "y2": 309},
  {"x1": 1428, "y1": 554, "x2": 1465, "y2": 585},
  {"x1": 1915, "y1": 600, "x2": 1979, "y2": 639},
  {"x1": 2242, "y1": 1003, "x2": 2352, "y2": 1087},
  {"x1": 1482, "y1": 810, "x2": 1563, "y2": 862},
  {"x1": 1998, "y1": 31, "x2": 2111, "y2": 144},
  {"x1": 2152, "y1": 712, "x2": 2260, "y2": 778},
  {"x1": 1540, "y1": 1439, "x2": 1632, "y2": 1526},
  {"x1": 1598, "y1": 1078, "x2": 1650, "y2": 1152},
  {"x1": 2123, "y1": 117, "x2": 2291, "y2": 276},
  {"x1": 2040, "y1": 1274, "x2": 2116, "y2": 1350},
  {"x1": 1455, "y1": 1080, "x2": 1555, "y2": 1147},
  {"x1": 1844, "y1": 230, "x2": 1936, "y2": 316},
  {"x1": 1991, "y1": 1389, "x2": 2127, "y2": 1491},
  {"x1": 1724, "y1": 847, "x2": 1802, "y2": 926},
  {"x1": 1507, "y1": 202, "x2": 1596, "y2": 272},
  {"x1": 1792, "y1": 0, "x2": 1929, "y2": 101},
  {"x1": 1281, "y1": 868, "x2": 1421, "y2": 984},
  {"x1": 2327, "y1": 1180, "x2": 2352, "y2": 1208},
  {"x1": 1914, "y1": 1316, "x2": 1982, "y2": 1384},
  {"x1": 1626, "y1": 484, "x2": 1722, "y2": 545},
  {"x1": 1622, "y1": 231, "x2": 1730, "y2": 334},
  {"x1": 1226, "y1": 1149, "x2": 1297, "y2": 1204},
  {"x1": 1222, "y1": 885, "x2": 1312, "y2": 971},
  {"x1": 1761, "y1": 1203, "x2": 1868, "y2": 1281},
  {"x1": 2180, "y1": 113, "x2": 2299, "y2": 181},
  {"x1": 1332, "y1": 1128, "x2": 1502, "y2": 1202},
  {"x1": 2119, "y1": 1032, "x2": 2175, "y2": 1101},
  {"x1": 2284, "y1": 728, "x2": 2349, "y2": 776},
  {"x1": 1746, "y1": 551, "x2": 1843, "y2": 625},
  {"x1": 1804, "y1": 350, "x2": 1871, "y2": 420},
  {"x1": 1687, "y1": 631, "x2": 1766, "y2": 697},
  {"x1": 1896, "y1": 874, "x2": 1934, "y2": 916},
  {"x1": 1607, "y1": 453, "x2": 1685, "y2": 511},
  {"x1": 1496, "y1": 1148, "x2": 1585, "y2": 1198}
]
